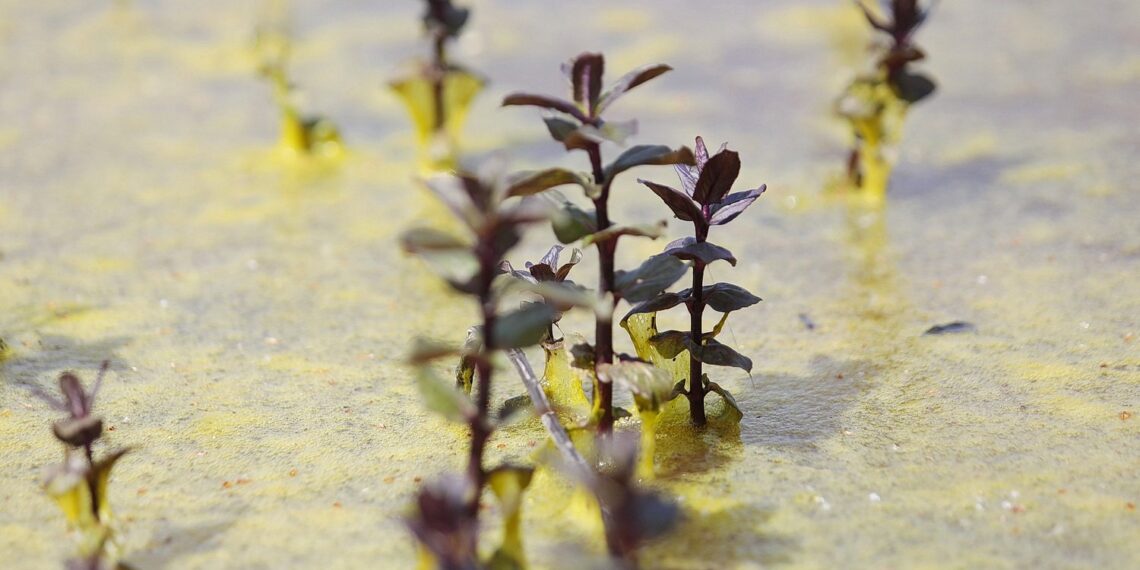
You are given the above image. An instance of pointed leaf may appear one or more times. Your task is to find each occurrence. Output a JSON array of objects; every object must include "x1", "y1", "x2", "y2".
[
  {"x1": 502, "y1": 93, "x2": 589, "y2": 123},
  {"x1": 707, "y1": 381, "x2": 744, "y2": 424},
  {"x1": 577, "y1": 120, "x2": 638, "y2": 147},
  {"x1": 614, "y1": 254, "x2": 688, "y2": 302},
  {"x1": 556, "y1": 248, "x2": 583, "y2": 280},
  {"x1": 567, "y1": 53, "x2": 604, "y2": 114},
  {"x1": 543, "y1": 116, "x2": 594, "y2": 151},
  {"x1": 703, "y1": 283, "x2": 762, "y2": 313},
  {"x1": 409, "y1": 338, "x2": 458, "y2": 365},
  {"x1": 649, "y1": 330, "x2": 690, "y2": 359},
  {"x1": 582, "y1": 220, "x2": 667, "y2": 246},
  {"x1": 605, "y1": 146, "x2": 695, "y2": 184},
  {"x1": 686, "y1": 338, "x2": 753, "y2": 372},
  {"x1": 664, "y1": 237, "x2": 737, "y2": 266},
  {"x1": 598, "y1": 361, "x2": 675, "y2": 412},
  {"x1": 493, "y1": 304, "x2": 556, "y2": 349},
  {"x1": 597, "y1": 64, "x2": 672, "y2": 114},
  {"x1": 415, "y1": 366, "x2": 476, "y2": 422},
  {"x1": 892, "y1": 70, "x2": 937, "y2": 104},
  {"x1": 709, "y1": 186, "x2": 765, "y2": 225},
  {"x1": 548, "y1": 200, "x2": 598, "y2": 244},
  {"x1": 639, "y1": 179, "x2": 701, "y2": 222},
  {"x1": 401, "y1": 228, "x2": 469, "y2": 254},
  {"x1": 693, "y1": 150, "x2": 741, "y2": 204},
  {"x1": 506, "y1": 169, "x2": 590, "y2": 198},
  {"x1": 622, "y1": 291, "x2": 688, "y2": 321}
]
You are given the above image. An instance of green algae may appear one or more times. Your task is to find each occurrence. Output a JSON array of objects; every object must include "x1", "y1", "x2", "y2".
[{"x1": 1, "y1": 0, "x2": 1138, "y2": 568}]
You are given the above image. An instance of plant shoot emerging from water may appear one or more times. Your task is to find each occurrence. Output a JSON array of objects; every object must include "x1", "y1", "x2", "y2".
[
  {"x1": 32, "y1": 361, "x2": 131, "y2": 570},
  {"x1": 630, "y1": 137, "x2": 764, "y2": 426},
  {"x1": 502, "y1": 52, "x2": 694, "y2": 435},
  {"x1": 402, "y1": 164, "x2": 567, "y2": 567},
  {"x1": 837, "y1": 0, "x2": 937, "y2": 200},
  {"x1": 255, "y1": 4, "x2": 343, "y2": 159},
  {"x1": 391, "y1": 0, "x2": 485, "y2": 169}
]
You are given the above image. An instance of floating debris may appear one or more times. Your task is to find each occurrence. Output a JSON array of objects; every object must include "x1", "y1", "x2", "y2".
[{"x1": 922, "y1": 321, "x2": 977, "y2": 335}]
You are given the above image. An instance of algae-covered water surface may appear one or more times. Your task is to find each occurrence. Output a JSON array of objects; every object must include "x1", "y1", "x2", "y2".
[{"x1": 2, "y1": 0, "x2": 1138, "y2": 568}]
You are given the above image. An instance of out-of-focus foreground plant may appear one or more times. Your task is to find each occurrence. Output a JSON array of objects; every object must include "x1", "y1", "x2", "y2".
[
  {"x1": 837, "y1": 0, "x2": 937, "y2": 201},
  {"x1": 401, "y1": 164, "x2": 575, "y2": 568},
  {"x1": 33, "y1": 362, "x2": 132, "y2": 570},
  {"x1": 391, "y1": 0, "x2": 485, "y2": 170}
]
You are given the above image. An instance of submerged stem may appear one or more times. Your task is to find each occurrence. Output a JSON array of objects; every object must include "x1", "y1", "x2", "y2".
[{"x1": 688, "y1": 261, "x2": 707, "y2": 426}]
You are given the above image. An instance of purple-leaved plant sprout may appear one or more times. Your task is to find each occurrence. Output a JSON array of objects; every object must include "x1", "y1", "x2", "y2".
[{"x1": 631, "y1": 137, "x2": 765, "y2": 426}]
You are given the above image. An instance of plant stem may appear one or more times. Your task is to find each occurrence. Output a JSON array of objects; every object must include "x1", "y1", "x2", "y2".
[
  {"x1": 83, "y1": 442, "x2": 100, "y2": 519},
  {"x1": 466, "y1": 247, "x2": 496, "y2": 520},
  {"x1": 431, "y1": 33, "x2": 447, "y2": 133},
  {"x1": 587, "y1": 143, "x2": 616, "y2": 434},
  {"x1": 688, "y1": 261, "x2": 707, "y2": 426}
]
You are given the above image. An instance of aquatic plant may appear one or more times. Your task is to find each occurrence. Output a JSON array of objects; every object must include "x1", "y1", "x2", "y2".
[
  {"x1": 32, "y1": 361, "x2": 131, "y2": 570},
  {"x1": 837, "y1": 0, "x2": 937, "y2": 200},
  {"x1": 255, "y1": 9, "x2": 343, "y2": 158},
  {"x1": 628, "y1": 137, "x2": 765, "y2": 427},
  {"x1": 390, "y1": 0, "x2": 485, "y2": 169},
  {"x1": 402, "y1": 165, "x2": 570, "y2": 568},
  {"x1": 502, "y1": 52, "x2": 694, "y2": 434}
]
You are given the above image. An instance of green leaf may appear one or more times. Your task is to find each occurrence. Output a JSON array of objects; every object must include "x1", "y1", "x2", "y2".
[
  {"x1": 605, "y1": 145, "x2": 695, "y2": 184},
  {"x1": 892, "y1": 70, "x2": 937, "y2": 104},
  {"x1": 577, "y1": 120, "x2": 638, "y2": 146},
  {"x1": 707, "y1": 381, "x2": 744, "y2": 424},
  {"x1": 639, "y1": 179, "x2": 702, "y2": 223},
  {"x1": 685, "y1": 338, "x2": 752, "y2": 372},
  {"x1": 408, "y1": 338, "x2": 457, "y2": 365},
  {"x1": 597, "y1": 64, "x2": 672, "y2": 114},
  {"x1": 692, "y1": 150, "x2": 741, "y2": 205},
  {"x1": 649, "y1": 330, "x2": 690, "y2": 359},
  {"x1": 543, "y1": 116, "x2": 594, "y2": 152},
  {"x1": 415, "y1": 366, "x2": 476, "y2": 422},
  {"x1": 505, "y1": 169, "x2": 590, "y2": 198},
  {"x1": 614, "y1": 254, "x2": 688, "y2": 303},
  {"x1": 582, "y1": 220, "x2": 667, "y2": 246},
  {"x1": 549, "y1": 200, "x2": 598, "y2": 244},
  {"x1": 702, "y1": 283, "x2": 762, "y2": 313},
  {"x1": 400, "y1": 228, "x2": 469, "y2": 253},
  {"x1": 493, "y1": 304, "x2": 556, "y2": 349},
  {"x1": 664, "y1": 237, "x2": 737, "y2": 266},
  {"x1": 597, "y1": 361, "x2": 675, "y2": 412},
  {"x1": 622, "y1": 291, "x2": 688, "y2": 321}
]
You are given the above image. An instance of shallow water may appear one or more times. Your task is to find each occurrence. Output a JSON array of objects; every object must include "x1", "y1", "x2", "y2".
[{"x1": 1, "y1": 0, "x2": 1137, "y2": 568}]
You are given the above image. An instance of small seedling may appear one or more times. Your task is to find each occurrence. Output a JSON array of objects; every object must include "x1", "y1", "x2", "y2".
[
  {"x1": 402, "y1": 164, "x2": 566, "y2": 567},
  {"x1": 629, "y1": 137, "x2": 765, "y2": 427},
  {"x1": 390, "y1": 0, "x2": 485, "y2": 169},
  {"x1": 502, "y1": 52, "x2": 694, "y2": 434},
  {"x1": 255, "y1": 9, "x2": 343, "y2": 159},
  {"x1": 837, "y1": 0, "x2": 937, "y2": 200},
  {"x1": 33, "y1": 361, "x2": 131, "y2": 570}
]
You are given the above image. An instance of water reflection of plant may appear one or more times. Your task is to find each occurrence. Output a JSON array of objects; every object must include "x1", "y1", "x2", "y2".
[{"x1": 836, "y1": 0, "x2": 937, "y2": 201}]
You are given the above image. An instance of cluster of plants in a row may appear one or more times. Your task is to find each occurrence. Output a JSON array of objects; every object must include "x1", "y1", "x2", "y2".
[{"x1": 23, "y1": 1, "x2": 937, "y2": 568}]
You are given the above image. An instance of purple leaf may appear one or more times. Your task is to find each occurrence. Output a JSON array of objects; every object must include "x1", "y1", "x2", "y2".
[
  {"x1": 596, "y1": 63, "x2": 672, "y2": 114},
  {"x1": 639, "y1": 179, "x2": 701, "y2": 223},
  {"x1": 693, "y1": 150, "x2": 741, "y2": 205},
  {"x1": 708, "y1": 185, "x2": 766, "y2": 225},
  {"x1": 502, "y1": 93, "x2": 589, "y2": 123},
  {"x1": 567, "y1": 53, "x2": 604, "y2": 115}
]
